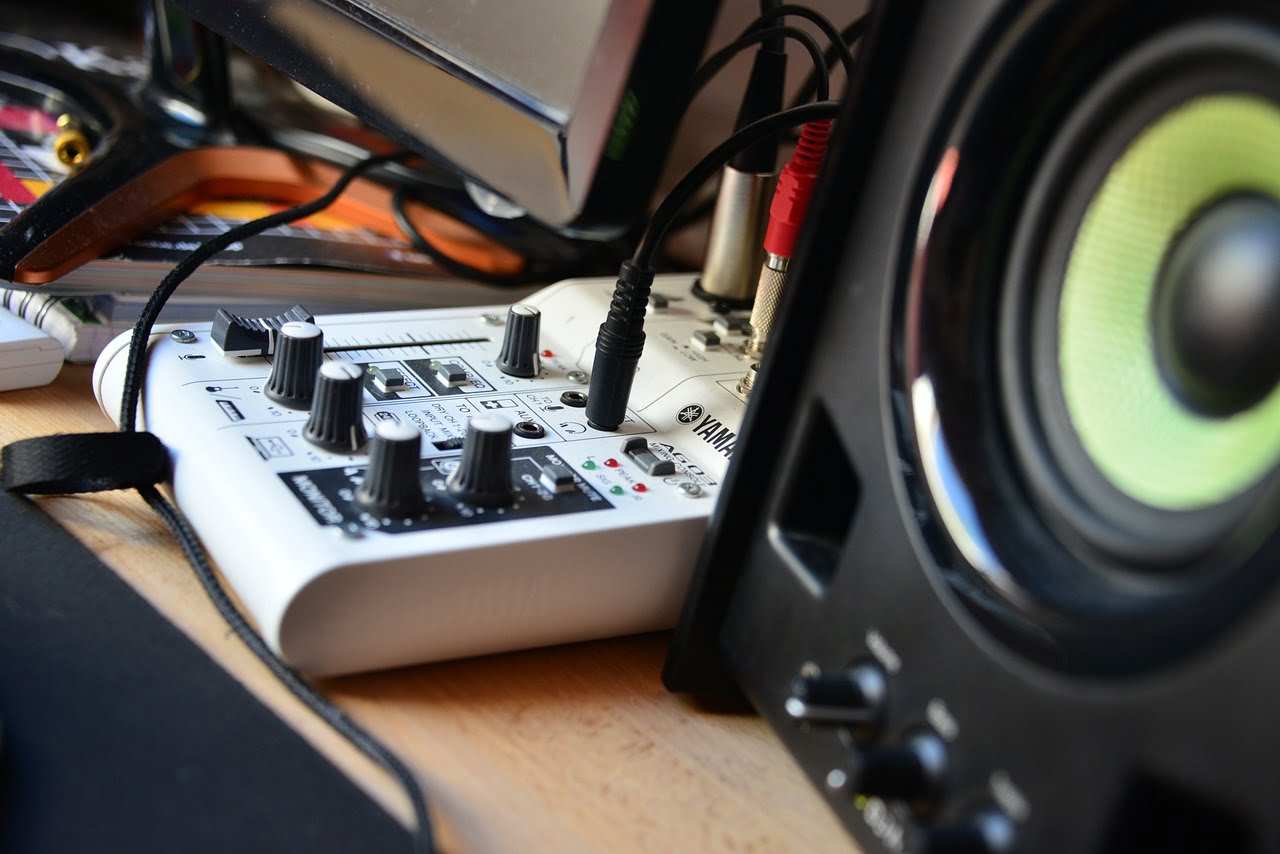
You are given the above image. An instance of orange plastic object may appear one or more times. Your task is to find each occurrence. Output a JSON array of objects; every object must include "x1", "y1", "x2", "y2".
[{"x1": 12, "y1": 146, "x2": 524, "y2": 284}]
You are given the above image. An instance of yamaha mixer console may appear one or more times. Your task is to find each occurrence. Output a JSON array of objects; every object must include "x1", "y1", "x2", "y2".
[{"x1": 94, "y1": 276, "x2": 747, "y2": 675}]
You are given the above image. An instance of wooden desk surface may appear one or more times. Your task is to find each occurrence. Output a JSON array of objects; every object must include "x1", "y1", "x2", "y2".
[{"x1": 1, "y1": 364, "x2": 853, "y2": 852}]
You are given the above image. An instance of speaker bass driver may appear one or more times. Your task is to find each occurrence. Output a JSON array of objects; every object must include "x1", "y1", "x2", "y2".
[{"x1": 666, "y1": 1, "x2": 1280, "y2": 851}]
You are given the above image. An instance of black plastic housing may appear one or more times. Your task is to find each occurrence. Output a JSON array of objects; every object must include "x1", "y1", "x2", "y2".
[{"x1": 666, "y1": 1, "x2": 1280, "y2": 851}]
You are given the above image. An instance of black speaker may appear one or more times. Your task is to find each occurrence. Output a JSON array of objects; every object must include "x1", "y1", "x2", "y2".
[{"x1": 666, "y1": 1, "x2": 1280, "y2": 851}]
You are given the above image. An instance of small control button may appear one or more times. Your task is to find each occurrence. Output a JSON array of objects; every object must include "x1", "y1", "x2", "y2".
[
  {"x1": 648, "y1": 293, "x2": 669, "y2": 310},
  {"x1": 538, "y1": 463, "x2": 577, "y2": 494},
  {"x1": 855, "y1": 730, "x2": 948, "y2": 803},
  {"x1": 691, "y1": 329, "x2": 720, "y2": 351},
  {"x1": 371, "y1": 365, "x2": 407, "y2": 392},
  {"x1": 785, "y1": 663, "x2": 887, "y2": 726},
  {"x1": 919, "y1": 810, "x2": 1015, "y2": 854},
  {"x1": 620, "y1": 436, "x2": 676, "y2": 476},
  {"x1": 712, "y1": 315, "x2": 751, "y2": 337},
  {"x1": 436, "y1": 362, "x2": 469, "y2": 387}
]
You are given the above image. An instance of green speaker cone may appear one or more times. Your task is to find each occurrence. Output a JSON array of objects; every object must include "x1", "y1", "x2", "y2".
[{"x1": 1059, "y1": 94, "x2": 1280, "y2": 511}]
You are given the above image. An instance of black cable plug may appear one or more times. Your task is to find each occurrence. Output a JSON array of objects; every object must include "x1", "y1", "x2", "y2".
[
  {"x1": 586, "y1": 101, "x2": 840, "y2": 432},
  {"x1": 586, "y1": 261, "x2": 655, "y2": 431}
]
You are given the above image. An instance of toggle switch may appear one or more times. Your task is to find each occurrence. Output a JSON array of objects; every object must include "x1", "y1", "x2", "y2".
[{"x1": 620, "y1": 436, "x2": 676, "y2": 476}]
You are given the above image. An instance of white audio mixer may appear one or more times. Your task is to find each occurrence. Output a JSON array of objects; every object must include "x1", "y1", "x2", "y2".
[{"x1": 93, "y1": 276, "x2": 749, "y2": 675}]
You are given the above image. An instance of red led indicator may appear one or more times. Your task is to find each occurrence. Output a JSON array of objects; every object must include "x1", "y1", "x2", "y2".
[
  {"x1": 632, "y1": 484, "x2": 648, "y2": 493},
  {"x1": 541, "y1": 349, "x2": 554, "y2": 358},
  {"x1": 603, "y1": 458, "x2": 620, "y2": 468}
]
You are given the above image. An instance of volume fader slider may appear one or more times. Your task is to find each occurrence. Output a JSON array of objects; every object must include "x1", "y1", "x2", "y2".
[{"x1": 212, "y1": 304, "x2": 313, "y2": 356}]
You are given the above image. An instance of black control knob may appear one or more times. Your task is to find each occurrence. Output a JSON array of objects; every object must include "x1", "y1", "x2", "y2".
[
  {"x1": 919, "y1": 810, "x2": 1015, "y2": 854},
  {"x1": 855, "y1": 730, "x2": 948, "y2": 802},
  {"x1": 304, "y1": 361, "x2": 368, "y2": 453},
  {"x1": 496, "y1": 304, "x2": 541, "y2": 377},
  {"x1": 785, "y1": 663, "x2": 887, "y2": 726},
  {"x1": 357, "y1": 422, "x2": 427, "y2": 517},
  {"x1": 265, "y1": 321, "x2": 324, "y2": 409},
  {"x1": 447, "y1": 415, "x2": 515, "y2": 507}
]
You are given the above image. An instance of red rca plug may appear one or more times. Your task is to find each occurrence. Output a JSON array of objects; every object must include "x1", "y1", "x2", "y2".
[
  {"x1": 744, "y1": 119, "x2": 832, "y2": 364},
  {"x1": 764, "y1": 119, "x2": 832, "y2": 260}
]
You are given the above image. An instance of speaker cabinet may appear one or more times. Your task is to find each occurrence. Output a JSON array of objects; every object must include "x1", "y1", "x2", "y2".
[{"x1": 666, "y1": 1, "x2": 1280, "y2": 851}]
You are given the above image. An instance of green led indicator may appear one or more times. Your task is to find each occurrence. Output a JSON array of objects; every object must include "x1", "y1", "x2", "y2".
[
  {"x1": 582, "y1": 460, "x2": 597, "y2": 470},
  {"x1": 610, "y1": 485, "x2": 625, "y2": 496}
]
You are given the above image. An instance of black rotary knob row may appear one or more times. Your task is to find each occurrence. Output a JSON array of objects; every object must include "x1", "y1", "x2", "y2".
[
  {"x1": 357, "y1": 422, "x2": 427, "y2": 517},
  {"x1": 447, "y1": 415, "x2": 515, "y2": 507},
  {"x1": 304, "y1": 361, "x2": 368, "y2": 453},
  {"x1": 497, "y1": 304, "x2": 541, "y2": 377},
  {"x1": 265, "y1": 321, "x2": 324, "y2": 409}
]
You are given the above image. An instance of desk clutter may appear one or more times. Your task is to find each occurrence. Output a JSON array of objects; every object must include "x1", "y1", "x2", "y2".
[{"x1": 1, "y1": 1, "x2": 1278, "y2": 853}]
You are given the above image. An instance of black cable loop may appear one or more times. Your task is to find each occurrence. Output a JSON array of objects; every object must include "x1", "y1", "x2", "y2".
[
  {"x1": 111, "y1": 149, "x2": 436, "y2": 852},
  {"x1": 690, "y1": 25, "x2": 828, "y2": 103}
]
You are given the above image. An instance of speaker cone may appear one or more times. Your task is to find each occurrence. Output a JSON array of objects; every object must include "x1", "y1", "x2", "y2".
[{"x1": 898, "y1": 7, "x2": 1280, "y2": 675}]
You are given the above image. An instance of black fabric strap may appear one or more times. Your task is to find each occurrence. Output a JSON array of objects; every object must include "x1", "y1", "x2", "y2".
[{"x1": 1, "y1": 432, "x2": 169, "y2": 495}]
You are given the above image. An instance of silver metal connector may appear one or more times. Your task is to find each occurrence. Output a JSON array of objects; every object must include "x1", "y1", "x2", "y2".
[
  {"x1": 745, "y1": 252, "x2": 789, "y2": 358},
  {"x1": 698, "y1": 166, "x2": 776, "y2": 304}
]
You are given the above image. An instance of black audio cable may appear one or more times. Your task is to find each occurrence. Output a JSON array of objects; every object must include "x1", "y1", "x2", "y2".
[
  {"x1": 390, "y1": 185, "x2": 585, "y2": 286},
  {"x1": 585, "y1": 100, "x2": 841, "y2": 431},
  {"x1": 690, "y1": 26, "x2": 827, "y2": 103},
  {"x1": 788, "y1": 14, "x2": 868, "y2": 109},
  {"x1": 111, "y1": 149, "x2": 437, "y2": 853},
  {"x1": 665, "y1": 7, "x2": 865, "y2": 239},
  {"x1": 394, "y1": 25, "x2": 829, "y2": 287},
  {"x1": 749, "y1": 4, "x2": 859, "y2": 83}
]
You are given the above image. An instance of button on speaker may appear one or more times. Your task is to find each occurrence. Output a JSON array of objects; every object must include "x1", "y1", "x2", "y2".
[
  {"x1": 304, "y1": 361, "x2": 368, "y2": 453},
  {"x1": 496, "y1": 305, "x2": 541, "y2": 377},
  {"x1": 357, "y1": 422, "x2": 426, "y2": 518},
  {"x1": 785, "y1": 663, "x2": 887, "y2": 726},
  {"x1": 919, "y1": 810, "x2": 1016, "y2": 854},
  {"x1": 265, "y1": 321, "x2": 324, "y2": 409},
  {"x1": 447, "y1": 415, "x2": 515, "y2": 507},
  {"x1": 855, "y1": 730, "x2": 948, "y2": 802}
]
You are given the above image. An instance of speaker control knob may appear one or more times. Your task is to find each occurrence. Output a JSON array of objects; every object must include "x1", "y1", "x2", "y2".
[
  {"x1": 265, "y1": 321, "x2": 324, "y2": 409},
  {"x1": 919, "y1": 810, "x2": 1015, "y2": 854},
  {"x1": 304, "y1": 361, "x2": 368, "y2": 453},
  {"x1": 357, "y1": 422, "x2": 426, "y2": 518},
  {"x1": 447, "y1": 415, "x2": 515, "y2": 507},
  {"x1": 785, "y1": 663, "x2": 887, "y2": 726},
  {"x1": 855, "y1": 730, "x2": 948, "y2": 803},
  {"x1": 496, "y1": 305, "x2": 541, "y2": 377}
]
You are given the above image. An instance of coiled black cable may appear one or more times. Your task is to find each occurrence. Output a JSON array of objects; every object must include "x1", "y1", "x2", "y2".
[{"x1": 117, "y1": 149, "x2": 436, "y2": 854}]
